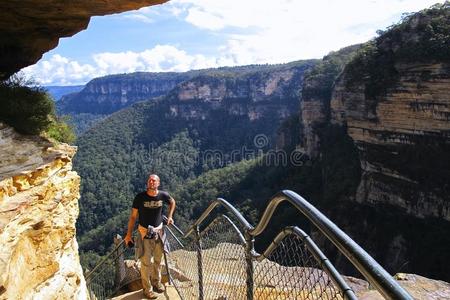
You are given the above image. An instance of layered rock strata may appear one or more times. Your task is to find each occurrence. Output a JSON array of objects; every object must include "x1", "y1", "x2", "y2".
[
  {"x1": 57, "y1": 72, "x2": 195, "y2": 115},
  {"x1": 0, "y1": 123, "x2": 86, "y2": 299},
  {"x1": 331, "y1": 62, "x2": 450, "y2": 220},
  {"x1": 168, "y1": 65, "x2": 312, "y2": 121}
]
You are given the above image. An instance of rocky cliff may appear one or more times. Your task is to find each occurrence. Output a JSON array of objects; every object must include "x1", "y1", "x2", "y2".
[
  {"x1": 57, "y1": 72, "x2": 196, "y2": 115},
  {"x1": 0, "y1": 123, "x2": 86, "y2": 299},
  {"x1": 167, "y1": 64, "x2": 312, "y2": 121},
  {"x1": 299, "y1": 44, "x2": 360, "y2": 156},
  {"x1": 0, "y1": 0, "x2": 167, "y2": 79},
  {"x1": 297, "y1": 3, "x2": 450, "y2": 280},
  {"x1": 329, "y1": 3, "x2": 450, "y2": 220},
  {"x1": 332, "y1": 61, "x2": 450, "y2": 220}
]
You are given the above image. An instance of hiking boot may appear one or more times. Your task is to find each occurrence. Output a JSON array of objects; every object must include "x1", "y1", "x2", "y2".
[
  {"x1": 152, "y1": 282, "x2": 165, "y2": 293},
  {"x1": 143, "y1": 289, "x2": 158, "y2": 299}
]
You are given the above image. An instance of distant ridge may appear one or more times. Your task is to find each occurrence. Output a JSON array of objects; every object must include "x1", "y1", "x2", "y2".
[{"x1": 45, "y1": 85, "x2": 84, "y2": 101}]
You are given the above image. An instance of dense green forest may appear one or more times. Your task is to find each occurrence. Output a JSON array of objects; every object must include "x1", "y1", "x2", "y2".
[{"x1": 64, "y1": 113, "x2": 106, "y2": 136}]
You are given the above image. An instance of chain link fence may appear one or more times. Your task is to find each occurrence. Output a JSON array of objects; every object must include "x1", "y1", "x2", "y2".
[
  {"x1": 165, "y1": 225, "x2": 199, "y2": 299},
  {"x1": 254, "y1": 231, "x2": 344, "y2": 300},
  {"x1": 166, "y1": 215, "x2": 247, "y2": 300}
]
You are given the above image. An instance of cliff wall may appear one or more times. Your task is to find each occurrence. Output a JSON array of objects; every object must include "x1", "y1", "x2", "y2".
[
  {"x1": 331, "y1": 62, "x2": 450, "y2": 220},
  {"x1": 0, "y1": 124, "x2": 86, "y2": 299},
  {"x1": 168, "y1": 64, "x2": 312, "y2": 121},
  {"x1": 297, "y1": 3, "x2": 450, "y2": 279},
  {"x1": 57, "y1": 72, "x2": 195, "y2": 115}
]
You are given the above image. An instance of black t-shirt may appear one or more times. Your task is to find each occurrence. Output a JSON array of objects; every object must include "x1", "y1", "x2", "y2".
[{"x1": 132, "y1": 190, "x2": 172, "y2": 227}]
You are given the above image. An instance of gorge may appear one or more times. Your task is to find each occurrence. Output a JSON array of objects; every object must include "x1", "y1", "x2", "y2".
[{"x1": 0, "y1": 1, "x2": 449, "y2": 299}]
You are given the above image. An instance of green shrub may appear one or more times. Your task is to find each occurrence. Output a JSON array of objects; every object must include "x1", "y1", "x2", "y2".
[
  {"x1": 0, "y1": 74, "x2": 75, "y2": 143},
  {"x1": 0, "y1": 75, "x2": 53, "y2": 135},
  {"x1": 46, "y1": 116, "x2": 76, "y2": 144}
]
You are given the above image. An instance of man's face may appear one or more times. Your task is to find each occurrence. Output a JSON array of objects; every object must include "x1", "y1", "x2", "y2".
[{"x1": 147, "y1": 175, "x2": 160, "y2": 190}]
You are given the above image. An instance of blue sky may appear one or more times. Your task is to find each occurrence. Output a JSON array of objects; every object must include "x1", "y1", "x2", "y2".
[{"x1": 22, "y1": 0, "x2": 445, "y2": 86}]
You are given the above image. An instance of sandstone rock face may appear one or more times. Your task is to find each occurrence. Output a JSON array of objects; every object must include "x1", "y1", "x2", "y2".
[
  {"x1": 296, "y1": 5, "x2": 450, "y2": 281},
  {"x1": 0, "y1": 123, "x2": 86, "y2": 299},
  {"x1": 57, "y1": 72, "x2": 196, "y2": 115},
  {"x1": 331, "y1": 62, "x2": 450, "y2": 220},
  {"x1": 0, "y1": 0, "x2": 168, "y2": 79},
  {"x1": 169, "y1": 66, "x2": 310, "y2": 121},
  {"x1": 300, "y1": 98, "x2": 327, "y2": 156},
  {"x1": 298, "y1": 44, "x2": 360, "y2": 157}
]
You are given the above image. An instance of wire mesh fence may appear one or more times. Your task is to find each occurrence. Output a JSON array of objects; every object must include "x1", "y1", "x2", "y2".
[
  {"x1": 165, "y1": 225, "x2": 200, "y2": 299},
  {"x1": 86, "y1": 223, "x2": 350, "y2": 300},
  {"x1": 254, "y1": 232, "x2": 344, "y2": 300},
  {"x1": 166, "y1": 215, "x2": 247, "y2": 300},
  {"x1": 199, "y1": 215, "x2": 247, "y2": 300}
]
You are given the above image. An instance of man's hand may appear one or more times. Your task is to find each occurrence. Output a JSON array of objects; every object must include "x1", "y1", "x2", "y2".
[
  {"x1": 124, "y1": 234, "x2": 134, "y2": 247},
  {"x1": 167, "y1": 217, "x2": 174, "y2": 225}
]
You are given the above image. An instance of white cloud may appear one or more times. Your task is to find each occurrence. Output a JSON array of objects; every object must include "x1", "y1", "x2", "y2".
[
  {"x1": 170, "y1": 0, "x2": 445, "y2": 62},
  {"x1": 22, "y1": 55, "x2": 97, "y2": 85},
  {"x1": 21, "y1": 46, "x2": 226, "y2": 85}
]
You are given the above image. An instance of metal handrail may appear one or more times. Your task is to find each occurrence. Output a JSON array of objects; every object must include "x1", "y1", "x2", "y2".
[
  {"x1": 183, "y1": 196, "x2": 349, "y2": 299},
  {"x1": 165, "y1": 224, "x2": 185, "y2": 248},
  {"x1": 185, "y1": 190, "x2": 413, "y2": 300},
  {"x1": 199, "y1": 214, "x2": 246, "y2": 245},
  {"x1": 248, "y1": 190, "x2": 413, "y2": 300},
  {"x1": 185, "y1": 198, "x2": 253, "y2": 237},
  {"x1": 221, "y1": 214, "x2": 246, "y2": 245},
  {"x1": 163, "y1": 215, "x2": 185, "y2": 236}
]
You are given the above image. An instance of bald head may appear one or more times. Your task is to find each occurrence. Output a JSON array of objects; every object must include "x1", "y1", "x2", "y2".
[
  {"x1": 147, "y1": 174, "x2": 160, "y2": 191},
  {"x1": 149, "y1": 174, "x2": 160, "y2": 181}
]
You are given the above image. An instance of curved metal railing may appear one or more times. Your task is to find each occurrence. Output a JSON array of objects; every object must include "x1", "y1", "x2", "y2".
[
  {"x1": 251, "y1": 190, "x2": 412, "y2": 299},
  {"x1": 185, "y1": 198, "x2": 254, "y2": 236},
  {"x1": 181, "y1": 190, "x2": 413, "y2": 300}
]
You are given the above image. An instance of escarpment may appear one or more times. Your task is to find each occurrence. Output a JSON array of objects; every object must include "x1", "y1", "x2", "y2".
[
  {"x1": 300, "y1": 3, "x2": 450, "y2": 221},
  {"x1": 0, "y1": 123, "x2": 86, "y2": 299},
  {"x1": 168, "y1": 63, "x2": 314, "y2": 121},
  {"x1": 297, "y1": 3, "x2": 450, "y2": 280},
  {"x1": 57, "y1": 72, "x2": 197, "y2": 115},
  {"x1": 331, "y1": 61, "x2": 450, "y2": 220}
]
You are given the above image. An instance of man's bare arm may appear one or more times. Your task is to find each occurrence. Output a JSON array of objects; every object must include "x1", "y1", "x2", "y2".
[
  {"x1": 124, "y1": 208, "x2": 138, "y2": 245},
  {"x1": 167, "y1": 198, "x2": 176, "y2": 225}
]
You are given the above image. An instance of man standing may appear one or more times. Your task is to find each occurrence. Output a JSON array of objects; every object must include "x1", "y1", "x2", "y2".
[{"x1": 125, "y1": 174, "x2": 176, "y2": 299}]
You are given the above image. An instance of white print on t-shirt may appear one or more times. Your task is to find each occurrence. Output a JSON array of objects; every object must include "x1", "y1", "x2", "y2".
[{"x1": 143, "y1": 200, "x2": 163, "y2": 208}]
